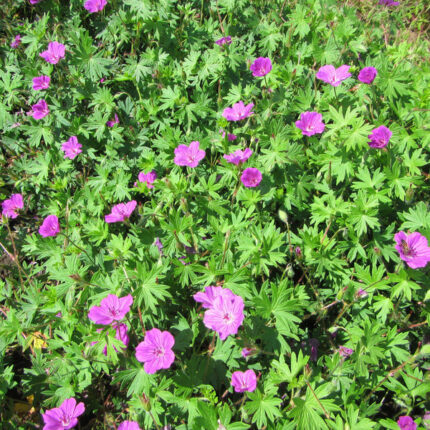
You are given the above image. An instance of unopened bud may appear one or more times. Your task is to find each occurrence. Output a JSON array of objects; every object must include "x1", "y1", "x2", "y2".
[
  {"x1": 405, "y1": 186, "x2": 414, "y2": 203},
  {"x1": 141, "y1": 393, "x2": 151, "y2": 411},
  {"x1": 278, "y1": 210, "x2": 288, "y2": 223}
]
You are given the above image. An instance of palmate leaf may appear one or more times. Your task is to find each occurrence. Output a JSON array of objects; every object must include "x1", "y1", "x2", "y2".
[
  {"x1": 290, "y1": 382, "x2": 340, "y2": 430},
  {"x1": 245, "y1": 388, "x2": 282, "y2": 428},
  {"x1": 400, "y1": 201, "x2": 430, "y2": 231}
]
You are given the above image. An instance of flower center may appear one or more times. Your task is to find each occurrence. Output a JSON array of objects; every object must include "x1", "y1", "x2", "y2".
[
  {"x1": 401, "y1": 240, "x2": 415, "y2": 257},
  {"x1": 154, "y1": 347, "x2": 165, "y2": 357},
  {"x1": 61, "y1": 416, "x2": 71, "y2": 426},
  {"x1": 109, "y1": 307, "x2": 119, "y2": 318},
  {"x1": 223, "y1": 312, "x2": 233, "y2": 324}
]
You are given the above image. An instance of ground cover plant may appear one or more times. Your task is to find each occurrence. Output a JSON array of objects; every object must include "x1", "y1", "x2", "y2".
[{"x1": 0, "y1": 0, "x2": 429, "y2": 428}]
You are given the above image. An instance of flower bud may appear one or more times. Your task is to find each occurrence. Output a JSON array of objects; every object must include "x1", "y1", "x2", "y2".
[
  {"x1": 141, "y1": 393, "x2": 151, "y2": 411},
  {"x1": 278, "y1": 210, "x2": 288, "y2": 223}
]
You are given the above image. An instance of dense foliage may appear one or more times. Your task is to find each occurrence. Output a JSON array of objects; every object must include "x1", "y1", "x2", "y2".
[{"x1": 1, "y1": 0, "x2": 429, "y2": 428}]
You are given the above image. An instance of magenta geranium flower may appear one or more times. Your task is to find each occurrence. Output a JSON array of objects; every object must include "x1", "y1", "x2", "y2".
[
  {"x1": 316, "y1": 65, "x2": 352, "y2": 87},
  {"x1": 368, "y1": 125, "x2": 392, "y2": 149},
  {"x1": 29, "y1": 0, "x2": 42, "y2": 3},
  {"x1": 135, "y1": 328, "x2": 175, "y2": 374},
  {"x1": 42, "y1": 397, "x2": 85, "y2": 430},
  {"x1": 61, "y1": 136, "x2": 82, "y2": 160},
  {"x1": 88, "y1": 294, "x2": 133, "y2": 325},
  {"x1": 215, "y1": 36, "x2": 232, "y2": 46},
  {"x1": 397, "y1": 416, "x2": 417, "y2": 430},
  {"x1": 11, "y1": 35, "x2": 21, "y2": 49},
  {"x1": 379, "y1": 0, "x2": 400, "y2": 5},
  {"x1": 33, "y1": 75, "x2": 50, "y2": 91},
  {"x1": 106, "y1": 113, "x2": 119, "y2": 127},
  {"x1": 231, "y1": 369, "x2": 257, "y2": 393},
  {"x1": 250, "y1": 57, "x2": 272, "y2": 77},
  {"x1": 203, "y1": 294, "x2": 244, "y2": 340},
  {"x1": 224, "y1": 148, "x2": 253, "y2": 165},
  {"x1": 39, "y1": 42, "x2": 66, "y2": 64},
  {"x1": 338, "y1": 346, "x2": 354, "y2": 357},
  {"x1": 194, "y1": 286, "x2": 235, "y2": 309},
  {"x1": 222, "y1": 101, "x2": 254, "y2": 122},
  {"x1": 118, "y1": 422, "x2": 141, "y2": 430},
  {"x1": 241, "y1": 167, "x2": 262, "y2": 188},
  {"x1": 295, "y1": 111, "x2": 325, "y2": 136},
  {"x1": 358, "y1": 67, "x2": 378, "y2": 84},
  {"x1": 105, "y1": 200, "x2": 137, "y2": 223},
  {"x1": 174, "y1": 141, "x2": 205, "y2": 168},
  {"x1": 39, "y1": 215, "x2": 60, "y2": 237},
  {"x1": 2, "y1": 194, "x2": 24, "y2": 219},
  {"x1": 84, "y1": 0, "x2": 107, "y2": 13},
  {"x1": 136, "y1": 171, "x2": 157, "y2": 189},
  {"x1": 394, "y1": 231, "x2": 430, "y2": 269},
  {"x1": 31, "y1": 99, "x2": 49, "y2": 120}
]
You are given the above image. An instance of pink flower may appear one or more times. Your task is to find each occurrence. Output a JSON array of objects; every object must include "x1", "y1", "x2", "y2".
[
  {"x1": 397, "y1": 416, "x2": 417, "y2": 430},
  {"x1": 29, "y1": 0, "x2": 42, "y2": 4},
  {"x1": 215, "y1": 36, "x2": 232, "y2": 46},
  {"x1": 174, "y1": 141, "x2": 205, "y2": 168},
  {"x1": 338, "y1": 346, "x2": 354, "y2": 357},
  {"x1": 231, "y1": 369, "x2": 257, "y2": 393},
  {"x1": 295, "y1": 111, "x2": 325, "y2": 136},
  {"x1": 358, "y1": 67, "x2": 378, "y2": 84},
  {"x1": 31, "y1": 99, "x2": 49, "y2": 119},
  {"x1": 194, "y1": 286, "x2": 235, "y2": 309},
  {"x1": 135, "y1": 328, "x2": 175, "y2": 374},
  {"x1": 11, "y1": 35, "x2": 21, "y2": 49},
  {"x1": 118, "y1": 422, "x2": 141, "y2": 430},
  {"x1": 316, "y1": 65, "x2": 351, "y2": 87},
  {"x1": 106, "y1": 113, "x2": 119, "y2": 127},
  {"x1": 2, "y1": 194, "x2": 24, "y2": 219},
  {"x1": 250, "y1": 57, "x2": 272, "y2": 77},
  {"x1": 368, "y1": 125, "x2": 392, "y2": 148},
  {"x1": 39, "y1": 215, "x2": 60, "y2": 237},
  {"x1": 379, "y1": 0, "x2": 400, "y2": 5},
  {"x1": 136, "y1": 171, "x2": 157, "y2": 189},
  {"x1": 39, "y1": 42, "x2": 66, "y2": 64},
  {"x1": 33, "y1": 75, "x2": 51, "y2": 91},
  {"x1": 61, "y1": 136, "x2": 82, "y2": 159},
  {"x1": 223, "y1": 148, "x2": 252, "y2": 165},
  {"x1": 394, "y1": 231, "x2": 430, "y2": 269},
  {"x1": 84, "y1": 0, "x2": 107, "y2": 13},
  {"x1": 105, "y1": 200, "x2": 137, "y2": 223},
  {"x1": 203, "y1": 293, "x2": 244, "y2": 340},
  {"x1": 240, "y1": 167, "x2": 262, "y2": 188},
  {"x1": 42, "y1": 397, "x2": 85, "y2": 430},
  {"x1": 222, "y1": 101, "x2": 254, "y2": 122},
  {"x1": 88, "y1": 294, "x2": 133, "y2": 325}
]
